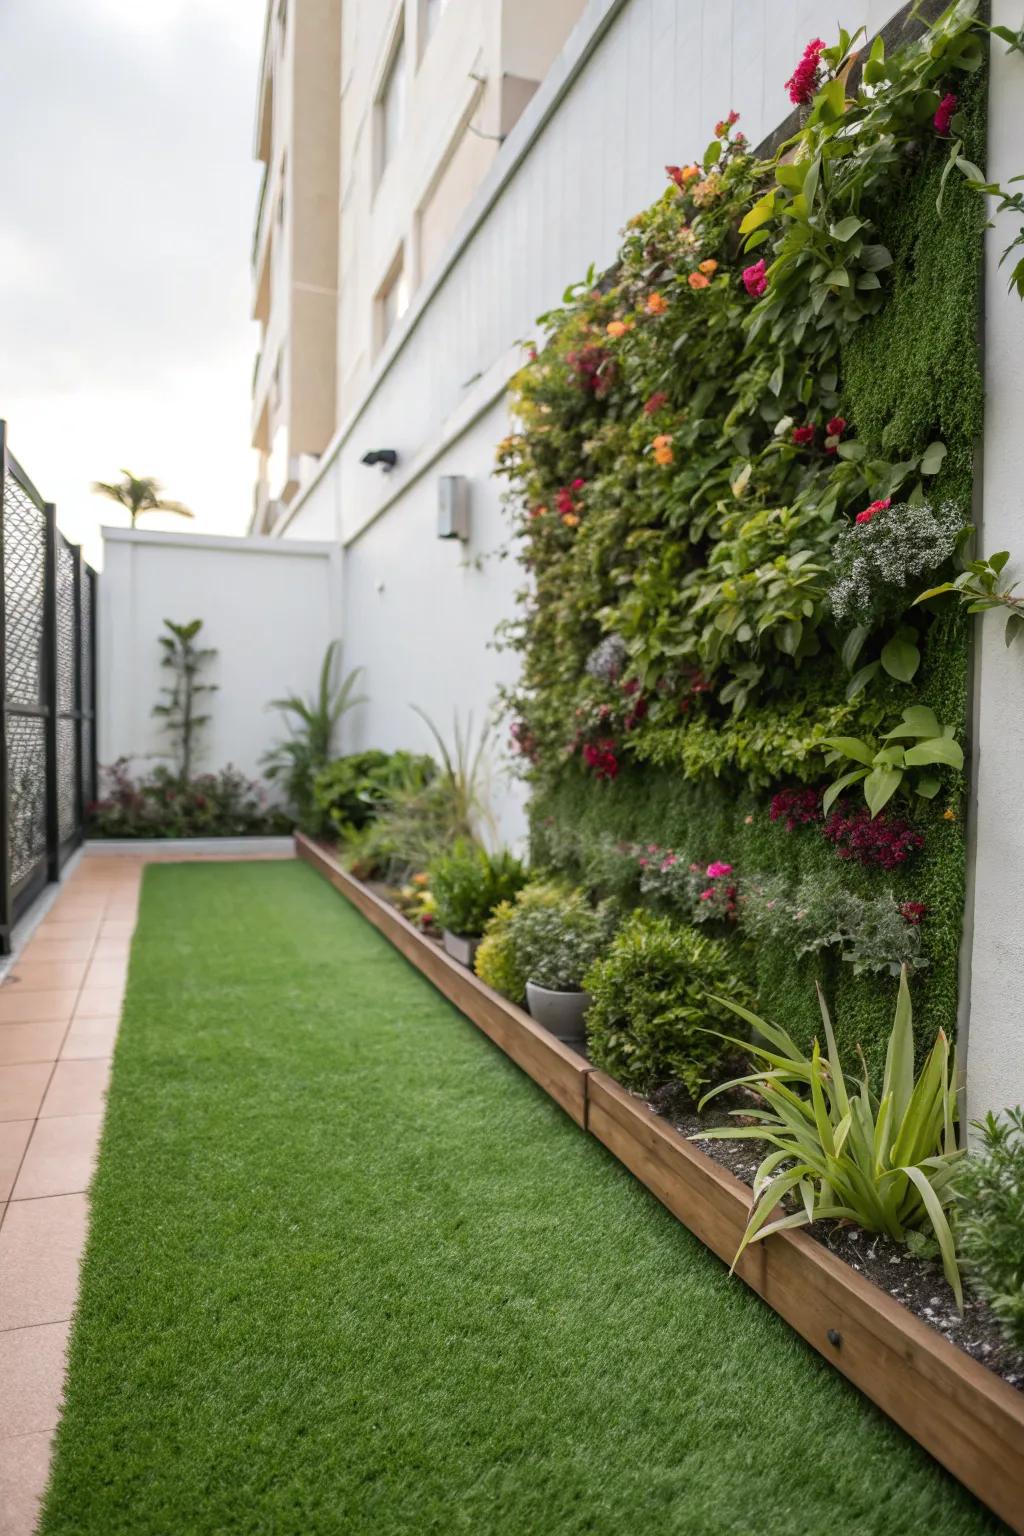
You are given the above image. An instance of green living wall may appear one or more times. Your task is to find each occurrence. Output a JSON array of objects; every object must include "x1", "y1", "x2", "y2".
[{"x1": 496, "y1": 13, "x2": 994, "y2": 1082}]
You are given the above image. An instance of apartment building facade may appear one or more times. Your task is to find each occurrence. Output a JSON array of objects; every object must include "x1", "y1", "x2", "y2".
[{"x1": 250, "y1": 0, "x2": 586, "y2": 530}]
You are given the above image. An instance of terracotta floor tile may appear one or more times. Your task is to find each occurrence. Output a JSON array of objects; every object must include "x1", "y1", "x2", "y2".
[
  {"x1": 0, "y1": 1024, "x2": 66, "y2": 1068},
  {"x1": 39, "y1": 1060, "x2": 110, "y2": 1119},
  {"x1": 73, "y1": 988, "x2": 124, "y2": 1019},
  {"x1": 33, "y1": 919, "x2": 98, "y2": 940},
  {"x1": 0, "y1": 992, "x2": 77, "y2": 1026},
  {"x1": 11, "y1": 1115, "x2": 101, "y2": 1200},
  {"x1": 0, "y1": 1322, "x2": 69, "y2": 1436},
  {"x1": 20, "y1": 939, "x2": 93, "y2": 964},
  {"x1": 0, "y1": 1429, "x2": 54, "y2": 1536},
  {"x1": 0, "y1": 1066, "x2": 51, "y2": 1126},
  {"x1": 0, "y1": 1124, "x2": 33, "y2": 1203},
  {"x1": 4, "y1": 961, "x2": 87, "y2": 993},
  {"x1": 59, "y1": 1016, "x2": 118, "y2": 1061},
  {"x1": 90, "y1": 941, "x2": 130, "y2": 961},
  {"x1": 82, "y1": 960, "x2": 127, "y2": 990},
  {"x1": 0, "y1": 1194, "x2": 87, "y2": 1331},
  {"x1": 97, "y1": 920, "x2": 134, "y2": 939}
]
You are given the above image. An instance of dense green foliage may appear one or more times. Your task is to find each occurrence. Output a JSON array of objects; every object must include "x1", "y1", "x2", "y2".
[
  {"x1": 263, "y1": 644, "x2": 366, "y2": 832},
  {"x1": 428, "y1": 840, "x2": 528, "y2": 936},
  {"x1": 957, "y1": 1108, "x2": 1024, "y2": 1346},
  {"x1": 584, "y1": 911, "x2": 750, "y2": 1097},
  {"x1": 501, "y1": 15, "x2": 989, "y2": 1079},
  {"x1": 40, "y1": 862, "x2": 998, "y2": 1533},
  {"x1": 313, "y1": 750, "x2": 436, "y2": 838}
]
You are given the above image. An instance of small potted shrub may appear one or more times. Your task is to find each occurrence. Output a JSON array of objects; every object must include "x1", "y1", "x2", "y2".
[
  {"x1": 429, "y1": 840, "x2": 527, "y2": 966},
  {"x1": 476, "y1": 883, "x2": 617, "y2": 1043}
]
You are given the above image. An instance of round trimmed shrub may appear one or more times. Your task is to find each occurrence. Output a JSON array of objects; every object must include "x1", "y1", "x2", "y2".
[{"x1": 583, "y1": 911, "x2": 751, "y2": 1098}]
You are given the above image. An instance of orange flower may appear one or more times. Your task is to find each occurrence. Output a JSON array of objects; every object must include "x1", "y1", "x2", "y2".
[
  {"x1": 530, "y1": 504, "x2": 548, "y2": 519},
  {"x1": 681, "y1": 163, "x2": 701, "y2": 183},
  {"x1": 688, "y1": 272, "x2": 710, "y2": 291},
  {"x1": 652, "y1": 434, "x2": 674, "y2": 466},
  {"x1": 646, "y1": 292, "x2": 669, "y2": 315},
  {"x1": 943, "y1": 807, "x2": 957, "y2": 822},
  {"x1": 561, "y1": 512, "x2": 581, "y2": 528},
  {"x1": 606, "y1": 319, "x2": 628, "y2": 337},
  {"x1": 698, "y1": 259, "x2": 718, "y2": 275}
]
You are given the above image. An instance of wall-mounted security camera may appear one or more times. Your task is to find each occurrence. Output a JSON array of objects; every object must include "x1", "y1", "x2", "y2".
[
  {"x1": 437, "y1": 475, "x2": 470, "y2": 541},
  {"x1": 361, "y1": 448, "x2": 398, "y2": 471}
]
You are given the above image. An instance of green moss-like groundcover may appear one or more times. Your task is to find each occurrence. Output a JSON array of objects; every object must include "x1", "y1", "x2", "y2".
[{"x1": 41, "y1": 861, "x2": 999, "y2": 1535}]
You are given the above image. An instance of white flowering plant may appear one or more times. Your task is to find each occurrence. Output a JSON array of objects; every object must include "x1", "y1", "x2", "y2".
[{"x1": 828, "y1": 498, "x2": 966, "y2": 628}]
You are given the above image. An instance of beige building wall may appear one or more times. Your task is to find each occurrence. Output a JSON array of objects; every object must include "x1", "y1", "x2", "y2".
[
  {"x1": 334, "y1": 0, "x2": 587, "y2": 422},
  {"x1": 250, "y1": 0, "x2": 341, "y2": 533}
]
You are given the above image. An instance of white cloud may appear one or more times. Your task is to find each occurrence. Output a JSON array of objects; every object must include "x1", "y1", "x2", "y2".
[{"x1": 0, "y1": 0, "x2": 264, "y2": 563}]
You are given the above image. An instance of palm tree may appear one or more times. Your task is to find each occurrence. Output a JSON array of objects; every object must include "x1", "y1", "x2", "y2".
[{"x1": 91, "y1": 470, "x2": 194, "y2": 528}]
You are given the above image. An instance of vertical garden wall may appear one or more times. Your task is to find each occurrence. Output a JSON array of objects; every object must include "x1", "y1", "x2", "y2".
[{"x1": 496, "y1": 8, "x2": 1022, "y2": 1081}]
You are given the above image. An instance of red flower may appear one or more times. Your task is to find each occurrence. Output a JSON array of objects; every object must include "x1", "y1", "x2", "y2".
[
  {"x1": 714, "y1": 110, "x2": 740, "y2": 137},
  {"x1": 934, "y1": 92, "x2": 958, "y2": 137},
  {"x1": 742, "y1": 259, "x2": 768, "y2": 297},
  {"x1": 822, "y1": 805, "x2": 924, "y2": 870},
  {"x1": 643, "y1": 391, "x2": 668, "y2": 416},
  {"x1": 792, "y1": 424, "x2": 816, "y2": 446},
  {"x1": 855, "y1": 497, "x2": 891, "y2": 525},
  {"x1": 786, "y1": 38, "x2": 826, "y2": 106},
  {"x1": 824, "y1": 416, "x2": 847, "y2": 455},
  {"x1": 770, "y1": 787, "x2": 822, "y2": 831},
  {"x1": 583, "y1": 740, "x2": 619, "y2": 782},
  {"x1": 900, "y1": 902, "x2": 928, "y2": 925}
]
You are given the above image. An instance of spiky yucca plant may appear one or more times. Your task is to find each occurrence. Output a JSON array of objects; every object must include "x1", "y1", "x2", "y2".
[{"x1": 696, "y1": 967, "x2": 965, "y2": 1304}]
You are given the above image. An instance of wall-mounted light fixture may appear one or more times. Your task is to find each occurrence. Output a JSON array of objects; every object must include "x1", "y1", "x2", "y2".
[
  {"x1": 437, "y1": 475, "x2": 470, "y2": 541},
  {"x1": 361, "y1": 448, "x2": 398, "y2": 471}
]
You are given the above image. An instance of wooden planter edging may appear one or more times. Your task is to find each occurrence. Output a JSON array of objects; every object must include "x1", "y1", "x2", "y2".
[{"x1": 296, "y1": 833, "x2": 1024, "y2": 1531}]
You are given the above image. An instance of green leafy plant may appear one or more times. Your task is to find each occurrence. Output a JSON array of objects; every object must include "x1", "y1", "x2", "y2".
[
  {"x1": 740, "y1": 871, "x2": 929, "y2": 977},
  {"x1": 476, "y1": 882, "x2": 617, "y2": 1001},
  {"x1": 411, "y1": 707, "x2": 492, "y2": 842},
  {"x1": 916, "y1": 549, "x2": 1024, "y2": 648},
  {"x1": 312, "y1": 750, "x2": 435, "y2": 840},
  {"x1": 263, "y1": 643, "x2": 365, "y2": 831},
  {"x1": 824, "y1": 704, "x2": 963, "y2": 817},
  {"x1": 696, "y1": 967, "x2": 965, "y2": 1303},
  {"x1": 152, "y1": 619, "x2": 217, "y2": 781},
  {"x1": 955, "y1": 1107, "x2": 1024, "y2": 1346},
  {"x1": 428, "y1": 840, "x2": 528, "y2": 938},
  {"x1": 583, "y1": 912, "x2": 749, "y2": 1098},
  {"x1": 91, "y1": 469, "x2": 193, "y2": 528}
]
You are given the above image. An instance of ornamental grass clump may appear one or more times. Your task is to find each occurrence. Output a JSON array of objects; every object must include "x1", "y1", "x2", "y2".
[
  {"x1": 583, "y1": 912, "x2": 750, "y2": 1098},
  {"x1": 956, "y1": 1108, "x2": 1024, "y2": 1347},
  {"x1": 696, "y1": 967, "x2": 965, "y2": 1304}
]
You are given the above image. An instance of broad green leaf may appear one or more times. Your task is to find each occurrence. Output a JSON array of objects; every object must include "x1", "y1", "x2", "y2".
[
  {"x1": 846, "y1": 661, "x2": 880, "y2": 701},
  {"x1": 823, "y1": 735, "x2": 875, "y2": 765},
  {"x1": 920, "y1": 440, "x2": 947, "y2": 476},
  {"x1": 884, "y1": 705, "x2": 940, "y2": 740},
  {"x1": 913, "y1": 583, "x2": 955, "y2": 604},
  {"x1": 860, "y1": 244, "x2": 893, "y2": 271},
  {"x1": 904, "y1": 736, "x2": 964, "y2": 770},
  {"x1": 830, "y1": 215, "x2": 864, "y2": 241},
  {"x1": 821, "y1": 767, "x2": 868, "y2": 817},
  {"x1": 864, "y1": 764, "x2": 903, "y2": 817},
  {"x1": 841, "y1": 625, "x2": 870, "y2": 672},
  {"x1": 739, "y1": 190, "x2": 779, "y2": 235},
  {"x1": 880, "y1": 634, "x2": 920, "y2": 682}
]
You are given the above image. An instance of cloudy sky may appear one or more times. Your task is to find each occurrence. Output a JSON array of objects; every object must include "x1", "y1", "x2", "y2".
[{"x1": 0, "y1": 0, "x2": 263, "y2": 566}]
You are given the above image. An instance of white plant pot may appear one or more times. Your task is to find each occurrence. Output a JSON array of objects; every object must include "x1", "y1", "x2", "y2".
[
  {"x1": 525, "y1": 981, "x2": 592, "y2": 1044},
  {"x1": 442, "y1": 929, "x2": 480, "y2": 968}
]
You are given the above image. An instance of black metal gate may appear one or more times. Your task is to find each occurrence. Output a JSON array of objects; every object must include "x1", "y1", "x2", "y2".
[{"x1": 0, "y1": 421, "x2": 97, "y2": 951}]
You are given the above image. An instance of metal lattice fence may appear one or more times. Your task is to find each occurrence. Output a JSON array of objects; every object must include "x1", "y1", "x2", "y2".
[{"x1": 0, "y1": 422, "x2": 97, "y2": 948}]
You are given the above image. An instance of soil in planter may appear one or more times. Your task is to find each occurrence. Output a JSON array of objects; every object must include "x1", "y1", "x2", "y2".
[{"x1": 648, "y1": 1081, "x2": 1024, "y2": 1395}]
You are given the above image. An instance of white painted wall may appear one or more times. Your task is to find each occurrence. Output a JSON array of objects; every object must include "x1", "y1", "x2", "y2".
[
  {"x1": 965, "y1": 9, "x2": 1024, "y2": 1125},
  {"x1": 98, "y1": 527, "x2": 342, "y2": 787}
]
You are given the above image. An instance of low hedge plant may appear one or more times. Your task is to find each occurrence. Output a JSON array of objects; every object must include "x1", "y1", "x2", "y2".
[
  {"x1": 475, "y1": 883, "x2": 617, "y2": 1004},
  {"x1": 429, "y1": 841, "x2": 528, "y2": 938}
]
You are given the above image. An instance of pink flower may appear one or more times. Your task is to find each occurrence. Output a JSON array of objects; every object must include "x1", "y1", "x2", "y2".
[
  {"x1": 934, "y1": 93, "x2": 957, "y2": 137},
  {"x1": 786, "y1": 38, "x2": 826, "y2": 106},
  {"x1": 699, "y1": 888, "x2": 715, "y2": 902},
  {"x1": 855, "y1": 497, "x2": 891, "y2": 525},
  {"x1": 643, "y1": 391, "x2": 668, "y2": 416},
  {"x1": 824, "y1": 416, "x2": 847, "y2": 456},
  {"x1": 792, "y1": 424, "x2": 816, "y2": 446},
  {"x1": 706, "y1": 861, "x2": 733, "y2": 879},
  {"x1": 742, "y1": 259, "x2": 768, "y2": 298}
]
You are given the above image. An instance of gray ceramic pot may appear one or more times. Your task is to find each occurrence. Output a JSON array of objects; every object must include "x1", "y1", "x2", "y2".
[
  {"x1": 442, "y1": 929, "x2": 480, "y2": 968},
  {"x1": 525, "y1": 981, "x2": 592, "y2": 1044}
]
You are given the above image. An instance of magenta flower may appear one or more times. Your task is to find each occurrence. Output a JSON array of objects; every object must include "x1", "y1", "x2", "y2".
[
  {"x1": 786, "y1": 38, "x2": 826, "y2": 106},
  {"x1": 934, "y1": 93, "x2": 957, "y2": 137},
  {"x1": 742, "y1": 259, "x2": 768, "y2": 298},
  {"x1": 706, "y1": 861, "x2": 733, "y2": 879}
]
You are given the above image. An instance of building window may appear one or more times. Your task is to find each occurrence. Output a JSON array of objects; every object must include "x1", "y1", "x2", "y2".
[
  {"x1": 376, "y1": 26, "x2": 406, "y2": 182},
  {"x1": 377, "y1": 253, "x2": 410, "y2": 349}
]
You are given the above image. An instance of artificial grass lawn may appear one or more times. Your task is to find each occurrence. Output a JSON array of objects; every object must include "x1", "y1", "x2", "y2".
[{"x1": 42, "y1": 862, "x2": 1000, "y2": 1535}]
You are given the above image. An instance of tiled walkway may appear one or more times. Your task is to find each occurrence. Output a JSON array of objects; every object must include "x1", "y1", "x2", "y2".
[{"x1": 0, "y1": 848, "x2": 292, "y2": 1536}]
